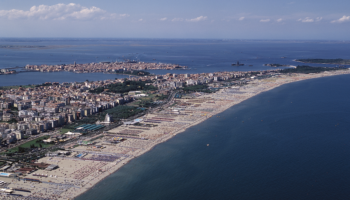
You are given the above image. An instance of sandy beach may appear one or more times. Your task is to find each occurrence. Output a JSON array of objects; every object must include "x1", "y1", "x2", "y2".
[{"x1": 2, "y1": 69, "x2": 350, "y2": 200}]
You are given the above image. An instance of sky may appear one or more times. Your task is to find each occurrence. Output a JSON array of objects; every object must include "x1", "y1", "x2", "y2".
[{"x1": 0, "y1": 0, "x2": 350, "y2": 40}]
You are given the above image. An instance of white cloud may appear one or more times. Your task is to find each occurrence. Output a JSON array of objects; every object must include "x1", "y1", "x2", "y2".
[
  {"x1": 0, "y1": 3, "x2": 120, "y2": 20},
  {"x1": 298, "y1": 17, "x2": 313, "y2": 22},
  {"x1": 172, "y1": 18, "x2": 184, "y2": 22},
  {"x1": 186, "y1": 16, "x2": 207, "y2": 22},
  {"x1": 119, "y1": 14, "x2": 130, "y2": 18},
  {"x1": 297, "y1": 17, "x2": 322, "y2": 23},
  {"x1": 276, "y1": 18, "x2": 283, "y2": 22},
  {"x1": 331, "y1": 15, "x2": 350, "y2": 23},
  {"x1": 138, "y1": 18, "x2": 143, "y2": 22},
  {"x1": 239, "y1": 17, "x2": 245, "y2": 21},
  {"x1": 160, "y1": 17, "x2": 167, "y2": 21},
  {"x1": 260, "y1": 19, "x2": 270, "y2": 22},
  {"x1": 316, "y1": 17, "x2": 322, "y2": 21}
]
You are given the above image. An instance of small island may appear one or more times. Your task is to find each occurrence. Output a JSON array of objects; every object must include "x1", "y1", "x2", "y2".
[
  {"x1": 0, "y1": 69, "x2": 17, "y2": 75},
  {"x1": 296, "y1": 59, "x2": 350, "y2": 65},
  {"x1": 231, "y1": 61, "x2": 244, "y2": 66}
]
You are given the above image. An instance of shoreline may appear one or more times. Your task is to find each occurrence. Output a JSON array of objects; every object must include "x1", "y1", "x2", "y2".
[
  {"x1": 2, "y1": 69, "x2": 350, "y2": 200},
  {"x1": 70, "y1": 69, "x2": 350, "y2": 199},
  {"x1": 293, "y1": 59, "x2": 350, "y2": 65}
]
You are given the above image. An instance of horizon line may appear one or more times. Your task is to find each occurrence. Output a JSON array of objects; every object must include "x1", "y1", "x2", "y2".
[{"x1": 0, "y1": 37, "x2": 349, "y2": 42}]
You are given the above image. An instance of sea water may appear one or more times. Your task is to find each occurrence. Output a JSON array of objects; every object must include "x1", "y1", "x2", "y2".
[
  {"x1": 76, "y1": 74, "x2": 350, "y2": 200},
  {"x1": 1, "y1": 39, "x2": 350, "y2": 86}
]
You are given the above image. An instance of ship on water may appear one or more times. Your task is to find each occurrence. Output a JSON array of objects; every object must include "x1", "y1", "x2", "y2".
[{"x1": 231, "y1": 61, "x2": 245, "y2": 66}]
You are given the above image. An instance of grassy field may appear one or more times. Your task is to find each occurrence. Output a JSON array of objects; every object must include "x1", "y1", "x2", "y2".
[
  {"x1": 60, "y1": 128, "x2": 73, "y2": 135},
  {"x1": 7, "y1": 135, "x2": 52, "y2": 153},
  {"x1": 127, "y1": 100, "x2": 141, "y2": 107},
  {"x1": 131, "y1": 93, "x2": 165, "y2": 108}
]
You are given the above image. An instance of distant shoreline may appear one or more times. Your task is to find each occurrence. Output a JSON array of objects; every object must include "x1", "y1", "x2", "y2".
[{"x1": 294, "y1": 59, "x2": 350, "y2": 65}]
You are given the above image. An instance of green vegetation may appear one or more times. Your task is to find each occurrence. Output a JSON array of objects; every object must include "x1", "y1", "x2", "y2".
[
  {"x1": 138, "y1": 99, "x2": 153, "y2": 108},
  {"x1": 115, "y1": 70, "x2": 151, "y2": 76},
  {"x1": 7, "y1": 135, "x2": 51, "y2": 153},
  {"x1": 7, "y1": 118, "x2": 18, "y2": 124},
  {"x1": 129, "y1": 93, "x2": 166, "y2": 107},
  {"x1": 0, "y1": 83, "x2": 55, "y2": 91},
  {"x1": 136, "y1": 93, "x2": 160, "y2": 107},
  {"x1": 63, "y1": 106, "x2": 144, "y2": 129},
  {"x1": 296, "y1": 59, "x2": 350, "y2": 65},
  {"x1": 170, "y1": 102, "x2": 178, "y2": 107},
  {"x1": 183, "y1": 84, "x2": 212, "y2": 93},
  {"x1": 35, "y1": 83, "x2": 53, "y2": 87},
  {"x1": 49, "y1": 147, "x2": 65, "y2": 152},
  {"x1": 10, "y1": 107, "x2": 18, "y2": 111},
  {"x1": 0, "y1": 82, "x2": 53, "y2": 91},
  {"x1": 89, "y1": 80, "x2": 157, "y2": 94},
  {"x1": 102, "y1": 105, "x2": 143, "y2": 120},
  {"x1": 280, "y1": 65, "x2": 346, "y2": 74},
  {"x1": 23, "y1": 135, "x2": 30, "y2": 139},
  {"x1": 73, "y1": 116, "x2": 98, "y2": 125},
  {"x1": 156, "y1": 94, "x2": 169, "y2": 100},
  {"x1": 60, "y1": 128, "x2": 73, "y2": 134}
]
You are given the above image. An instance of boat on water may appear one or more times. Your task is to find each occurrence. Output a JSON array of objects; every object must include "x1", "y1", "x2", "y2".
[
  {"x1": 124, "y1": 59, "x2": 138, "y2": 63},
  {"x1": 231, "y1": 61, "x2": 245, "y2": 66}
]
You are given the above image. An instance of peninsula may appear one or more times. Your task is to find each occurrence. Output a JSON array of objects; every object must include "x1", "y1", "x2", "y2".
[
  {"x1": 0, "y1": 64, "x2": 348, "y2": 199},
  {"x1": 24, "y1": 61, "x2": 188, "y2": 73},
  {"x1": 296, "y1": 58, "x2": 350, "y2": 65}
]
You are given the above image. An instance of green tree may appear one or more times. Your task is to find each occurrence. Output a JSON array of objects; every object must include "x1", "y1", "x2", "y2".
[{"x1": 18, "y1": 146, "x2": 26, "y2": 153}]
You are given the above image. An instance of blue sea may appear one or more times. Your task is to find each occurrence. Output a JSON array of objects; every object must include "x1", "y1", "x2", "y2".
[
  {"x1": 1, "y1": 39, "x2": 350, "y2": 86},
  {"x1": 76, "y1": 74, "x2": 350, "y2": 200},
  {"x1": 1, "y1": 39, "x2": 350, "y2": 199}
]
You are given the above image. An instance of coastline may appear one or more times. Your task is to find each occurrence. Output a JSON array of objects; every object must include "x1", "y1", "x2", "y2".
[
  {"x1": 3, "y1": 69, "x2": 350, "y2": 200},
  {"x1": 68, "y1": 69, "x2": 350, "y2": 199},
  {"x1": 293, "y1": 59, "x2": 350, "y2": 65}
]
